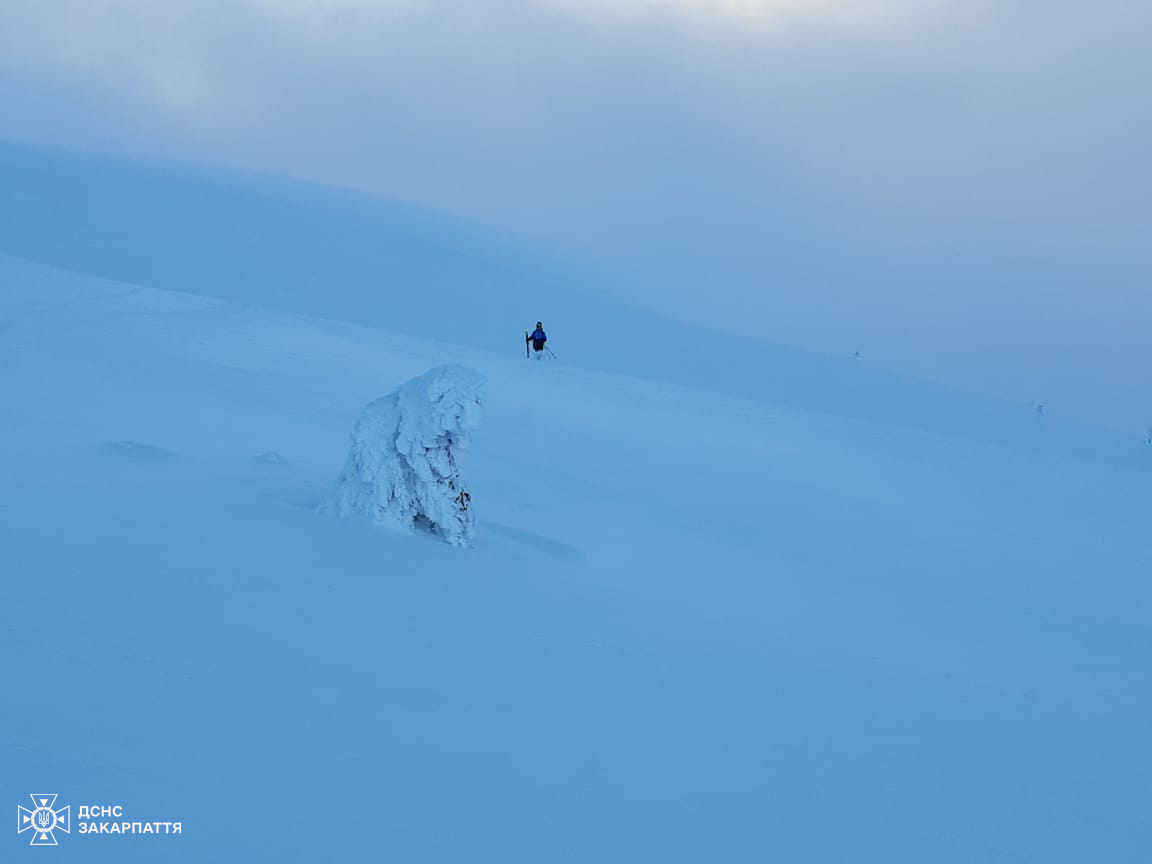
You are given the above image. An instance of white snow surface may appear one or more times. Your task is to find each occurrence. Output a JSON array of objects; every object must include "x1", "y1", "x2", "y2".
[
  {"x1": 2, "y1": 251, "x2": 1150, "y2": 862},
  {"x1": 322, "y1": 365, "x2": 483, "y2": 546}
]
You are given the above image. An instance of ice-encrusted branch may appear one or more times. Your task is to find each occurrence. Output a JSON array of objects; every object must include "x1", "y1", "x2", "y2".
[{"x1": 321, "y1": 364, "x2": 484, "y2": 546}]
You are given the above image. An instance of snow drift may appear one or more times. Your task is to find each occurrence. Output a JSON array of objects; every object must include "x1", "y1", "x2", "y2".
[
  {"x1": 321, "y1": 364, "x2": 484, "y2": 546},
  {"x1": 8, "y1": 259, "x2": 1152, "y2": 862}
]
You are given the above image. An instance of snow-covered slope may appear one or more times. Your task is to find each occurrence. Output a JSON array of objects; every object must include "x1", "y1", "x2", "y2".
[
  {"x1": 1, "y1": 143, "x2": 1141, "y2": 460},
  {"x1": 3, "y1": 251, "x2": 1150, "y2": 862}
]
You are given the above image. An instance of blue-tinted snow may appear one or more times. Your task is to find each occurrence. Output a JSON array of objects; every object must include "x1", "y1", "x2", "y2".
[{"x1": 1, "y1": 155, "x2": 1150, "y2": 861}]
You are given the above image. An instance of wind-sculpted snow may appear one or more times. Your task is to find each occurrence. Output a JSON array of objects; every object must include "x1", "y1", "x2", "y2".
[
  {"x1": 322, "y1": 365, "x2": 484, "y2": 546},
  {"x1": 4, "y1": 256, "x2": 1152, "y2": 863}
]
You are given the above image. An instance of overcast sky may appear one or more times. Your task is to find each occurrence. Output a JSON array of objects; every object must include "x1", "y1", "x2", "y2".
[{"x1": 1, "y1": 0, "x2": 1149, "y2": 429}]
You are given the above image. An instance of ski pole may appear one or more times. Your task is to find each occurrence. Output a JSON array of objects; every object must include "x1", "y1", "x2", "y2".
[{"x1": 546, "y1": 346, "x2": 557, "y2": 360}]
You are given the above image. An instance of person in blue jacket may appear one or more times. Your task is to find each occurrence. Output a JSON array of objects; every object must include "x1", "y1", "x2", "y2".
[{"x1": 526, "y1": 322, "x2": 547, "y2": 356}]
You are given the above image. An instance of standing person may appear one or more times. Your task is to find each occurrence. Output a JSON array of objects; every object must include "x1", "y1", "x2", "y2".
[{"x1": 526, "y1": 322, "x2": 547, "y2": 359}]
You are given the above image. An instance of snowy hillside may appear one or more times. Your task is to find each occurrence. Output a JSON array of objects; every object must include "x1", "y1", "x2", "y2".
[
  {"x1": 3, "y1": 247, "x2": 1150, "y2": 862},
  {"x1": 2, "y1": 144, "x2": 1141, "y2": 460}
]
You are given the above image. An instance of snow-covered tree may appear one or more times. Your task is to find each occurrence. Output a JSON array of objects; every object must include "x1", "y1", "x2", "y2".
[{"x1": 321, "y1": 364, "x2": 484, "y2": 546}]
